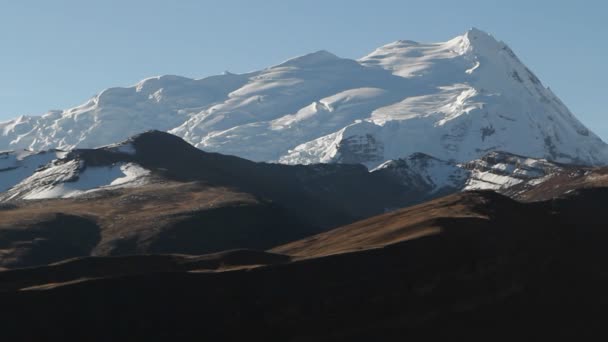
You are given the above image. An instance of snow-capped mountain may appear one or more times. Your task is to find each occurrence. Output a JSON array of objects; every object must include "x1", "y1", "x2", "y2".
[{"x1": 1, "y1": 28, "x2": 606, "y2": 167}]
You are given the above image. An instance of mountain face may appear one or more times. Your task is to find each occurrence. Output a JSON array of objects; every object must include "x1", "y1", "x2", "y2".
[
  {"x1": 367, "y1": 150, "x2": 571, "y2": 199},
  {"x1": 0, "y1": 131, "x2": 443, "y2": 267},
  {"x1": 0, "y1": 130, "x2": 582, "y2": 268},
  {"x1": 0, "y1": 131, "x2": 575, "y2": 205},
  {"x1": 0, "y1": 131, "x2": 425, "y2": 216},
  {"x1": 0, "y1": 130, "x2": 571, "y2": 204},
  {"x1": 1, "y1": 29, "x2": 606, "y2": 167}
]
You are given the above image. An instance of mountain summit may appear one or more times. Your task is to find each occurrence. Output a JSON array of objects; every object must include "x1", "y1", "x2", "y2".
[{"x1": 1, "y1": 29, "x2": 606, "y2": 167}]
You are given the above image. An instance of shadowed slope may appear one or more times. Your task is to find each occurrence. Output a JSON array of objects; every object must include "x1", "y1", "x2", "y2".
[
  {"x1": 0, "y1": 131, "x2": 428, "y2": 267},
  {"x1": 271, "y1": 192, "x2": 496, "y2": 257},
  {"x1": 3, "y1": 189, "x2": 608, "y2": 340},
  {"x1": 0, "y1": 249, "x2": 289, "y2": 292}
]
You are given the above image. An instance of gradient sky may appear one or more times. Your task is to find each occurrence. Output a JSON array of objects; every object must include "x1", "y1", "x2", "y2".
[{"x1": 1, "y1": 0, "x2": 606, "y2": 138}]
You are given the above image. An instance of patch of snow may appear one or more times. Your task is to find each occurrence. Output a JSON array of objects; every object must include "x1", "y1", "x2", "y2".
[
  {"x1": 466, "y1": 61, "x2": 480, "y2": 74},
  {"x1": 371, "y1": 154, "x2": 469, "y2": 193},
  {"x1": 0, "y1": 150, "x2": 64, "y2": 192},
  {"x1": 14, "y1": 162, "x2": 150, "y2": 200},
  {"x1": 109, "y1": 163, "x2": 150, "y2": 186},
  {"x1": 464, "y1": 170, "x2": 523, "y2": 191}
]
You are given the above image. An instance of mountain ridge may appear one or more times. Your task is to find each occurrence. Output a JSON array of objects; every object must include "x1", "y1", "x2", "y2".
[
  {"x1": 0, "y1": 130, "x2": 574, "y2": 204},
  {"x1": 0, "y1": 130, "x2": 590, "y2": 269},
  {"x1": 1, "y1": 29, "x2": 606, "y2": 167}
]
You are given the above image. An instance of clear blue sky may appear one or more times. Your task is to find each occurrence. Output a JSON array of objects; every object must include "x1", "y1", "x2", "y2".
[{"x1": 1, "y1": 0, "x2": 606, "y2": 138}]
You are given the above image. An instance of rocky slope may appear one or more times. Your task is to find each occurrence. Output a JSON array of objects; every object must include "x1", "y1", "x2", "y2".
[{"x1": 368, "y1": 150, "x2": 574, "y2": 198}]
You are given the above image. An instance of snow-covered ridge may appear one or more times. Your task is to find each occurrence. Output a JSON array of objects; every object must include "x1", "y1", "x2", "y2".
[
  {"x1": 0, "y1": 149, "x2": 67, "y2": 192},
  {"x1": 372, "y1": 153, "x2": 469, "y2": 195},
  {"x1": 1, "y1": 28, "x2": 606, "y2": 167},
  {"x1": 0, "y1": 130, "x2": 578, "y2": 204},
  {"x1": 375, "y1": 150, "x2": 567, "y2": 196},
  {"x1": 0, "y1": 142, "x2": 151, "y2": 201},
  {"x1": 5, "y1": 161, "x2": 149, "y2": 201},
  {"x1": 460, "y1": 151, "x2": 564, "y2": 192}
]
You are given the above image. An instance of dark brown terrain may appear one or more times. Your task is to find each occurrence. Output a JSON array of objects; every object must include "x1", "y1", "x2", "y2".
[
  {"x1": 2, "y1": 183, "x2": 608, "y2": 340},
  {"x1": 0, "y1": 182, "x2": 305, "y2": 268}
]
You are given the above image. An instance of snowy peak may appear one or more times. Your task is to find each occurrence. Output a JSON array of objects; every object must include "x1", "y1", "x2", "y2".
[
  {"x1": 275, "y1": 50, "x2": 342, "y2": 68},
  {"x1": 134, "y1": 75, "x2": 193, "y2": 93},
  {"x1": 462, "y1": 27, "x2": 501, "y2": 50},
  {"x1": 358, "y1": 28, "x2": 494, "y2": 77},
  {"x1": 465, "y1": 27, "x2": 492, "y2": 38},
  {"x1": 0, "y1": 30, "x2": 606, "y2": 168}
]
